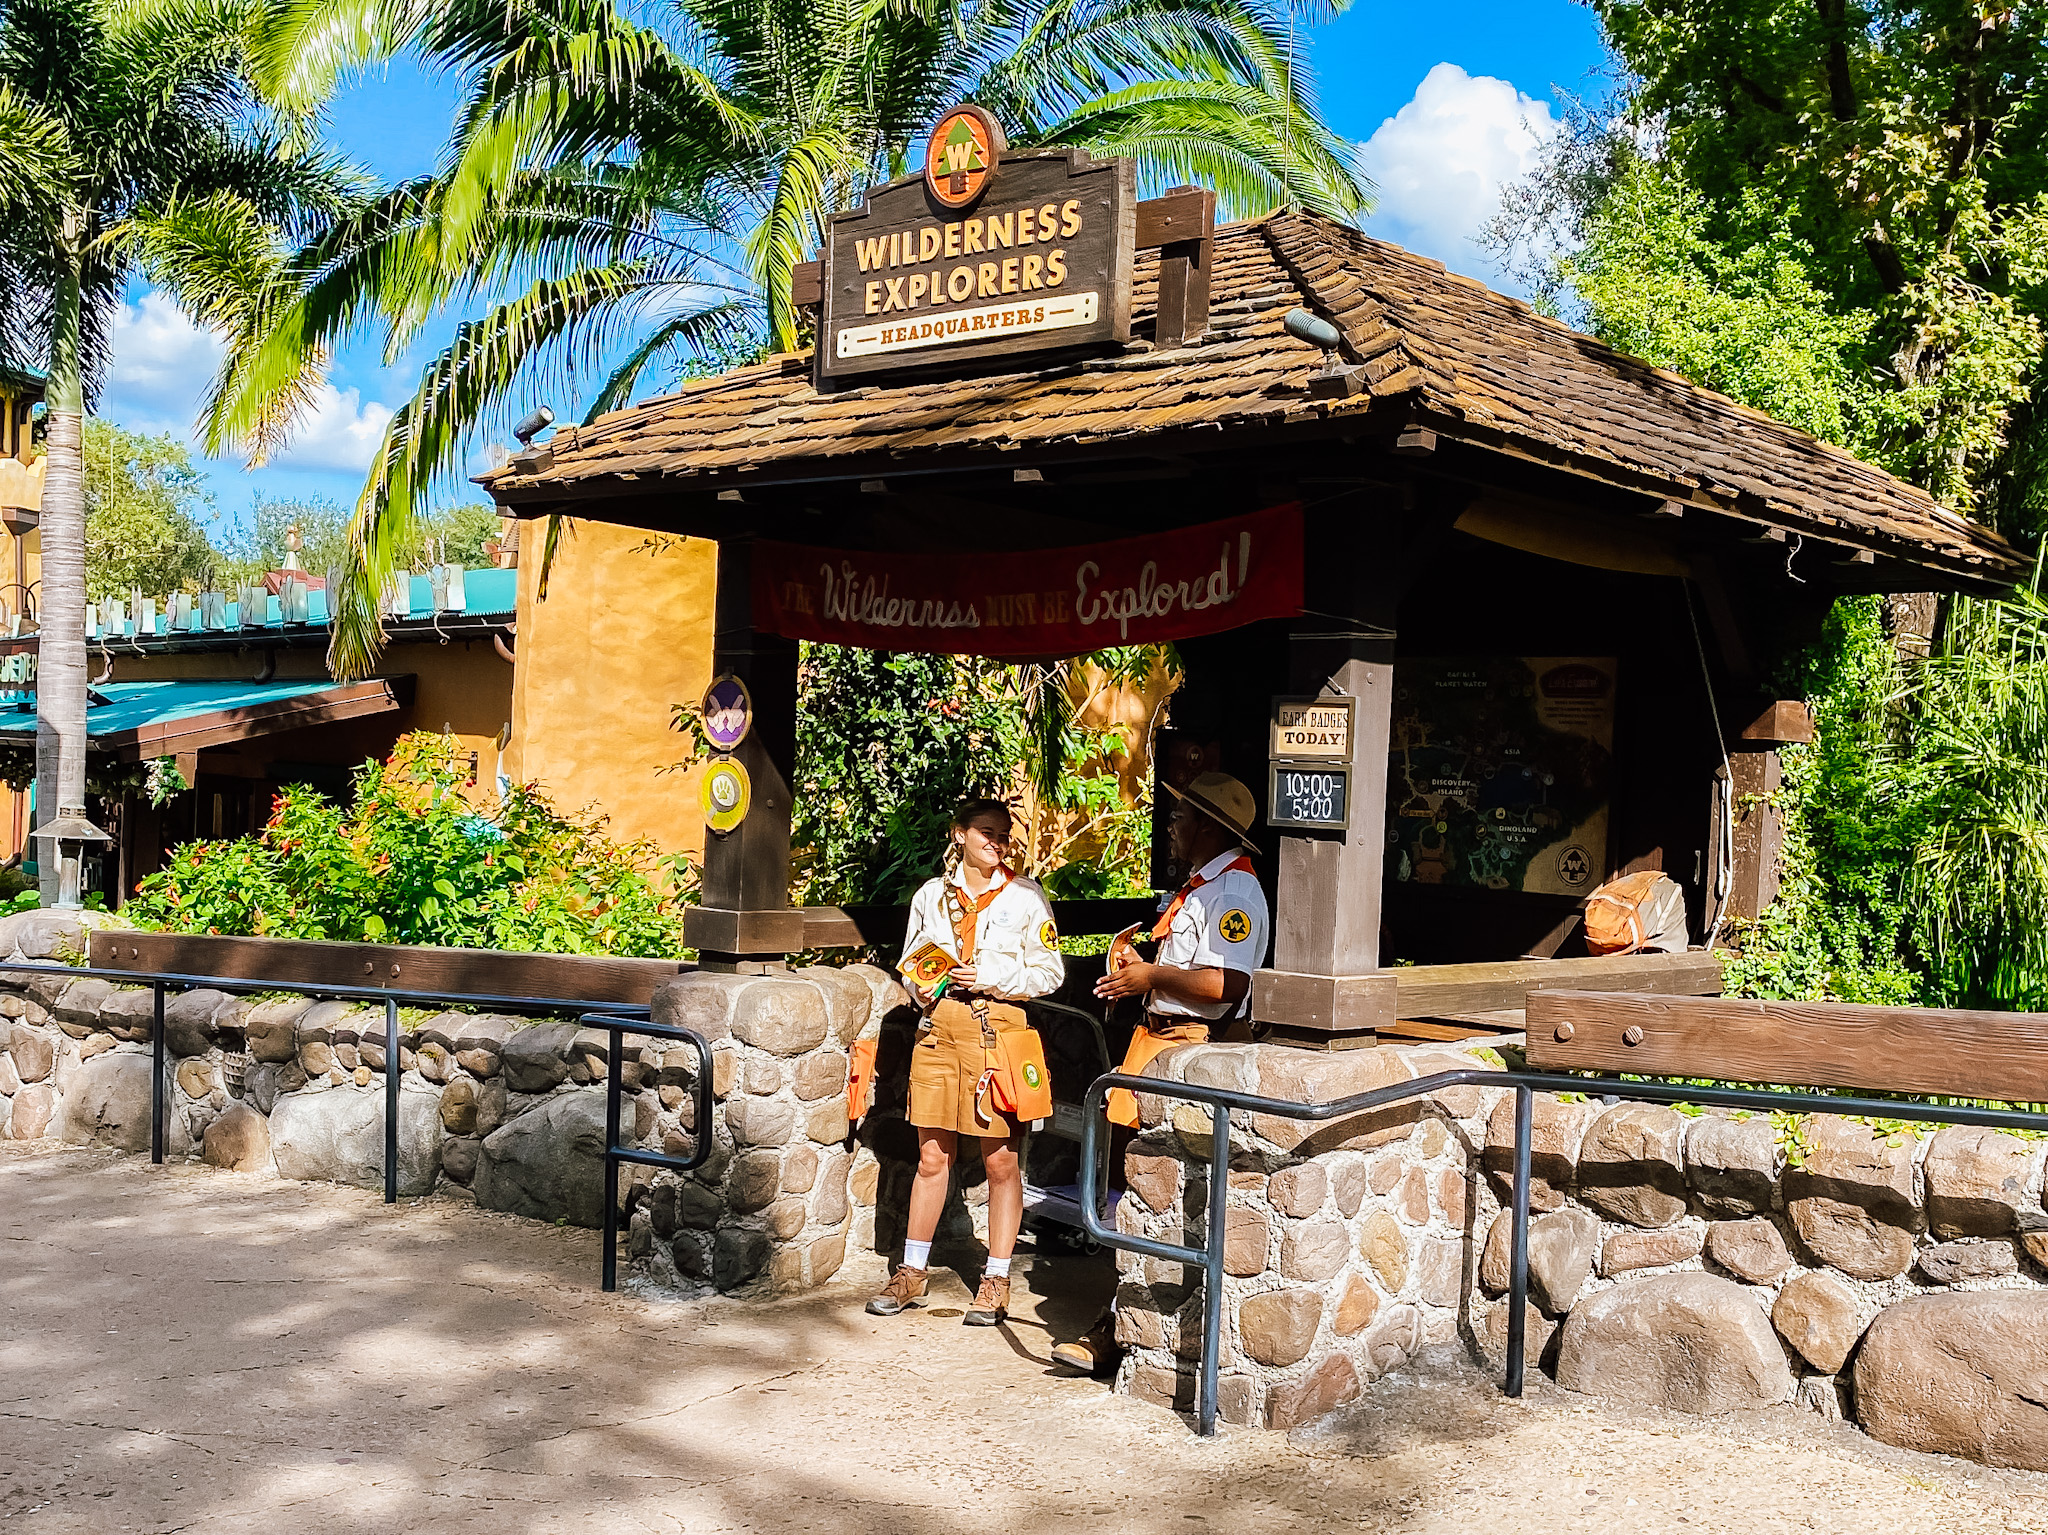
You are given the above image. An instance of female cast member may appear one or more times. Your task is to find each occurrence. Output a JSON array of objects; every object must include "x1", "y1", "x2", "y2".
[{"x1": 867, "y1": 798, "x2": 1064, "y2": 1325}]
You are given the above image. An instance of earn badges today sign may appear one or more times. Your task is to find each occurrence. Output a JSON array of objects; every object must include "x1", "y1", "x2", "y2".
[{"x1": 820, "y1": 113, "x2": 1134, "y2": 385}]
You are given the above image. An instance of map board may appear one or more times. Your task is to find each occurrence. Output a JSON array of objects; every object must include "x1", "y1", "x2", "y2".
[{"x1": 1386, "y1": 657, "x2": 1616, "y2": 896}]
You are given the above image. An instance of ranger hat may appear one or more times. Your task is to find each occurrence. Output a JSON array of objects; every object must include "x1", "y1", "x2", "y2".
[{"x1": 1166, "y1": 771, "x2": 1260, "y2": 854}]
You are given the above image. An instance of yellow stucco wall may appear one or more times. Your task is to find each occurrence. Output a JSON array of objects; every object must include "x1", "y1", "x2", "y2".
[{"x1": 508, "y1": 519, "x2": 716, "y2": 860}]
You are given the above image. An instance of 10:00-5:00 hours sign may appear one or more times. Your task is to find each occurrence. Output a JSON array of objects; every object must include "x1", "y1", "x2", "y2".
[{"x1": 1268, "y1": 764, "x2": 1350, "y2": 831}]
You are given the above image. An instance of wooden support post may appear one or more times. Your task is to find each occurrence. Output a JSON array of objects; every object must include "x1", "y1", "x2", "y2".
[
  {"x1": 1253, "y1": 486, "x2": 1470, "y2": 1044},
  {"x1": 1720, "y1": 700, "x2": 1810, "y2": 924},
  {"x1": 685, "y1": 538, "x2": 805, "y2": 967},
  {"x1": 1149, "y1": 186, "x2": 1215, "y2": 349},
  {"x1": 1270, "y1": 630, "x2": 1392, "y2": 978}
]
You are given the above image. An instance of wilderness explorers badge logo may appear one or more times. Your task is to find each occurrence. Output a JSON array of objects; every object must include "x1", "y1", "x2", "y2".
[{"x1": 925, "y1": 104, "x2": 1005, "y2": 209}]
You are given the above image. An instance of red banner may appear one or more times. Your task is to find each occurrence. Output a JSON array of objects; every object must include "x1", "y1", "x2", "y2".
[{"x1": 751, "y1": 504, "x2": 1304, "y2": 657}]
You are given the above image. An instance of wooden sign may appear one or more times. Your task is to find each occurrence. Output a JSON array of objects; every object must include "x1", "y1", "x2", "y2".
[
  {"x1": 1268, "y1": 762, "x2": 1351, "y2": 832},
  {"x1": 820, "y1": 129, "x2": 1134, "y2": 385},
  {"x1": 1271, "y1": 696, "x2": 1354, "y2": 760},
  {"x1": 753, "y1": 503, "x2": 1303, "y2": 657}
]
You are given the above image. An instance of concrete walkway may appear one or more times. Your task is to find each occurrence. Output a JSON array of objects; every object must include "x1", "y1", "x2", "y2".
[{"x1": 4, "y1": 1141, "x2": 2047, "y2": 1534}]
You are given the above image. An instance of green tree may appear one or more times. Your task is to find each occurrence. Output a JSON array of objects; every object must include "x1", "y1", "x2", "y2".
[
  {"x1": 81, "y1": 419, "x2": 220, "y2": 599},
  {"x1": 202, "y1": 0, "x2": 1370, "y2": 675},
  {"x1": 1563, "y1": 163, "x2": 1878, "y2": 449},
  {"x1": 0, "y1": 0, "x2": 354, "y2": 897},
  {"x1": 221, "y1": 495, "x2": 500, "y2": 581},
  {"x1": 1587, "y1": 0, "x2": 2048, "y2": 513},
  {"x1": 1486, "y1": 6, "x2": 2048, "y2": 1006}
]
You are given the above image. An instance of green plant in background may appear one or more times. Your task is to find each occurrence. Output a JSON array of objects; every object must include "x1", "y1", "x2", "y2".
[
  {"x1": 81, "y1": 421, "x2": 224, "y2": 601},
  {"x1": 1897, "y1": 584, "x2": 2048, "y2": 1009},
  {"x1": 1719, "y1": 599, "x2": 1924, "y2": 1004},
  {"x1": 125, "y1": 733, "x2": 693, "y2": 955},
  {"x1": 675, "y1": 643, "x2": 1169, "y2": 913},
  {"x1": 788, "y1": 646, "x2": 1035, "y2": 908}
]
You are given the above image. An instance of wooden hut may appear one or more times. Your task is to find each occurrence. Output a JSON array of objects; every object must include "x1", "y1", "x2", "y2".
[{"x1": 478, "y1": 140, "x2": 2024, "y2": 1043}]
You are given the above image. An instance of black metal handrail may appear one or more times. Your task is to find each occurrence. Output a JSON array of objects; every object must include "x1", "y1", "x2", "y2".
[
  {"x1": 580, "y1": 1013, "x2": 713, "y2": 1291},
  {"x1": 0, "y1": 958, "x2": 651, "y2": 1206},
  {"x1": 1078, "y1": 1066, "x2": 2048, "y2": 1438}
]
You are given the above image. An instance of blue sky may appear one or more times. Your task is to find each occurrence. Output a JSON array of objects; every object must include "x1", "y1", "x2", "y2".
[{"x1": 97, "y1": 2, "x2": 1611, "y2": 522}]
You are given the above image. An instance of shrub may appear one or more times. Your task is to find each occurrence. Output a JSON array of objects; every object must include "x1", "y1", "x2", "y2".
[{"x1": 124, "y1": 734, "x2": 692, "y2": 956}]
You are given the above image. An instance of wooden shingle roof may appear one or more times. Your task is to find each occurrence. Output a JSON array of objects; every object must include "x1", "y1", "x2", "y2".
[{"x1": 486, "y1": 209, "x2": 2026, "y2": 588}]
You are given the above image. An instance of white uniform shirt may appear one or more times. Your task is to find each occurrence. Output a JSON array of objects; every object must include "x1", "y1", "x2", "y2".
[
  {"x1": 901, "y1": 866, "x2": 1064, "y2": 1001},
  {"x1": 1148, "y1": 850, "x2": 1271, "y2": 1021}
]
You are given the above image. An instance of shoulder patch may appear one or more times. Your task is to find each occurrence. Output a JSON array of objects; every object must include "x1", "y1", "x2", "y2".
[
  {"x1": 1040, "y1": 919, "x2": 1058, "y2": 947},
  {"x1": 1218, "y1": 909, "x2": 1252, "y2": 944}
]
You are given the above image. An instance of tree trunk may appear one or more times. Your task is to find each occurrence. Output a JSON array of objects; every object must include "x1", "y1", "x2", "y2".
[
  {"x1": 1883, "y1": 591, "x2": 1942, "y2": 662},
  {"x1": 34, "y1": 246, "x2": 92, "y2": 904}
]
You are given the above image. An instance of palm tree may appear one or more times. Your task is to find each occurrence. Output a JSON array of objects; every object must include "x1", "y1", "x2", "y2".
[
  {"x1": 0, "y1": 0, "x2": 356, "y2": 898},
  {"x1": 207, "y1": 0, "x2": 1370, "y2": 674}
]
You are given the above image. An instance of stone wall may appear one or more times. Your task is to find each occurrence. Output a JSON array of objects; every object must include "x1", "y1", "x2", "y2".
[
  {"x1": 1116, "y1": 1038, "x2": 2048, "y2": 1470},
  {"x1": 0, "y1": 913, "x2": 910, "y2": 1297}
]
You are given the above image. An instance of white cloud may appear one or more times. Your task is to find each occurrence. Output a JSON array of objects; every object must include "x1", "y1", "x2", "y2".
[
  {"x1": 272, "y1": 383, "x2": 394, "y2": 473},
  {"x1": 103, "y1": 291, "x2": 224, "y2": 435},
  {"x1": 1359, "y1": 63, "x2": 1559, "y2": 280},
  {"x1": 105, "y1": 288, "x2": 393, "y2": 473}
]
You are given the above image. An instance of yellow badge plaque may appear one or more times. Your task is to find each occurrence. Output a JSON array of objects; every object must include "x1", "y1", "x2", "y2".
[{"x1": 701, "y1": 758, "x2": 752, "y2": 835}]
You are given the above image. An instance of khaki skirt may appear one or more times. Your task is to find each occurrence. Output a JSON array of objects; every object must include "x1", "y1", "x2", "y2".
[{"x1": 908, "y1": 996, "x2": 1030, "y2": 1139}]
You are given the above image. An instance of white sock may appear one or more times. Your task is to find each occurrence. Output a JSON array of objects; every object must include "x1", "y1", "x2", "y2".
[
  {"x1": 985, "y1": 1255, "x2": 1012, "y2": 1278},
  {"x1": 903, "y1": 1239, "x2": 932, "y2": 1270}
]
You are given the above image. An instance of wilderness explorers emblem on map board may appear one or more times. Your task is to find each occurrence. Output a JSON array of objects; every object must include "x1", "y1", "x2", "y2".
[{"x1": 821, "y1": 108, "x2": 1133, "y2": 385}]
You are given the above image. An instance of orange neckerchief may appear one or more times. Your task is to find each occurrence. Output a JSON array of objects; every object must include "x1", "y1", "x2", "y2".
[
  {"x1": 1151, "y1": 856, "x2": 1255, "y2": 940},
  {"x1": 947, "y1": 864, "x2": 1013, "y2": 965}
]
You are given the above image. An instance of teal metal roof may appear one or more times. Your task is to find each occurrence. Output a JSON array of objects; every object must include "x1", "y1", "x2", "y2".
[
  {"x1": 229, "y1": 565, "x2": 517, "y2": 626},
  {"x1": 0, "y1": 677, "x2": 410, "y2": 755},
  {"x1": 396, "y1": 565, "x2": 518, "y2": 619}
]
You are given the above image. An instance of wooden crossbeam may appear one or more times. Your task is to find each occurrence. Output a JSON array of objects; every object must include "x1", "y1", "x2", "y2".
[
  {"x1": 1526, "y1": 989, "x2": 2048, "y2": 1102},
  {"x1": 86, "y1": 931, "x2": 688, "y2": 1007},
  {"x1": 1396, "y1": 951, "x2": 1723, "y2": 1020}
]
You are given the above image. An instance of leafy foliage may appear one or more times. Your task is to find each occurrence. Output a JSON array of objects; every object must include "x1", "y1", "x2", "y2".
[
  {"x1": 81, "y1": 419, "x2": 222, "y2": 600},
  {"x1": 675, "y1": 643, "x2": 1167, "y2": 910},
  {"x1": 1584, "y1": 0, "x2": 2048, "y2": 513},
  {"x1": 202, "y1": 0, "x2": 1370, "y2": 675},
  {"x1": 216, "y1": 495, "x2": 501, "y2": 584},
  {"x1": 1718, "y1": 600, "x2": 1923, "y2": 1004},
  {"x1": 124, "y1": 734, "x2": 692, "y2": 956},
  {"x1": 1564, "y1": 164, "x2": 1878, "y2": 449},
  {"x1": 785, "y1": 647, "x2": 1031, "y2": 908},
  {"x1": 1898, "y1": 585, "x2": 2048, "y2": 1009}
]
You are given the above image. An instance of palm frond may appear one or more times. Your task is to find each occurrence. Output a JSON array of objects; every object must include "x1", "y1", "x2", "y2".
[
  {"x1": 328, "y1": 261, "x2": 674, "y2": 676},
  {"x1": 0, "y1": 85, "x2": 75, "y2": 220}
]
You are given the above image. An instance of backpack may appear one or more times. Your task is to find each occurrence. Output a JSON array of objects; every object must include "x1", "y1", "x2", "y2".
[{"x1": 1584, "y1": 871, "x2": 1689, "y2": 955}]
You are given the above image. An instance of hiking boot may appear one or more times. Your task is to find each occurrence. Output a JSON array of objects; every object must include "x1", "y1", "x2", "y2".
[
  {"x1": 1050, "y1": 1310, "x2": 1121, "y2": 1376},
  {"x1": 963, "y1": 1274, "x2": 1010, "y2": 1326},
  {"x1": 865, "y1": 1265, "x2": 928, "y2": 1316}
]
